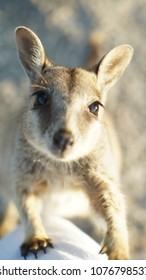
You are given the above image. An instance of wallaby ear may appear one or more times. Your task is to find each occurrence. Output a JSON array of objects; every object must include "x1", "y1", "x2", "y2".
[
  {"x1": 94, "y1": 45, "x2": 133, "y2": 92},
  {"x1": 15, "y1": 26, "x2": 53, "y2": 81}
]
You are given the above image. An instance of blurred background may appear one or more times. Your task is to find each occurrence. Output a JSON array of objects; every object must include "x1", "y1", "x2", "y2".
[{"x1": 0, "y1": 0, "x2": 146, "y2": 259}]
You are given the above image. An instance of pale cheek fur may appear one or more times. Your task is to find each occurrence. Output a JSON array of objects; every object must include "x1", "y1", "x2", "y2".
[
  {"x1": 76, "y1": 122, "x2": 101, "y2": 156},
  {"x1": 24, "y1": 112, "x2": 47, "y2": 153}
]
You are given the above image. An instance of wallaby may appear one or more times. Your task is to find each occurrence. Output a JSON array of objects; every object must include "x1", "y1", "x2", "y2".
[{"x1": 1, "y1": 26, "x2": 133, "y2": 259}]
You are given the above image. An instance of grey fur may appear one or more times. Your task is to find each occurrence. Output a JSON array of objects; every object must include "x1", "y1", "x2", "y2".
[{"x1": 1, "y1": 26, "x2": 133, "y2": 259}]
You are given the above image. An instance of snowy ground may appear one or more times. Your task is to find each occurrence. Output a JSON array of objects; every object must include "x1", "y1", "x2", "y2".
[{"x1": 0, "y1": 217, "x2": 107, "y2": 260}]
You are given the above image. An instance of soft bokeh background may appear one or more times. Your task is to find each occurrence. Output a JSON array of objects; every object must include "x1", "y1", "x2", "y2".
[{"x1": 0, "y1": 0, "x2": 146, "y2": 259}]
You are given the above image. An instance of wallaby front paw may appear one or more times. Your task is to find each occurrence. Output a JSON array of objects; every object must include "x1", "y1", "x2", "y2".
[
  {"x1": 100, "y1": 244, "x2": 129, "y2": 260},
  {"x1": 20, "y1": 237, "x2": 53, "y2": 259},
  {"x1": 99, "y1": 233, "x2": 129, "y2": 260}
]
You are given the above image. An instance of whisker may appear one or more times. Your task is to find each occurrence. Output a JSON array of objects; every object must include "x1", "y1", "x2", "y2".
[
  {"x1": 36, "y1": 71, "x2": 48, "y2": 86},
  {"x1": 0, "y1": 113, "x2": 23, "y2": 125},
  {"x1": 0, "y1": 106, "x2": 33, "y2": 125},
  {"x1": 31, "y1": 84, "x2": 47, "y2": 90}
]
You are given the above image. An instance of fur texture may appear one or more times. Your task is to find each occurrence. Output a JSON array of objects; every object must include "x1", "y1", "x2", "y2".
[{"x1": 0, "y1": 26, "x2": 133, "y2": 259}]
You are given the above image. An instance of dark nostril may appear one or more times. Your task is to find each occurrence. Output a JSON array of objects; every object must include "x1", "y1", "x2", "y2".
[{"x1": 53, "y1": 129, "x2": 74, "y2": 152}]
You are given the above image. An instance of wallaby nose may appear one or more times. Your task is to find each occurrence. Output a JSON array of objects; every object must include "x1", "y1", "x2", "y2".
[{"x1": 53, "y1": 129, "x2": 74, "y2": 152}]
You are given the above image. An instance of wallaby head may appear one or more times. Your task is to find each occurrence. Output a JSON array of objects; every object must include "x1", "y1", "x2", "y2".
[{"x1": 15, "y1": 27, "x2": 133, "y2": 161}]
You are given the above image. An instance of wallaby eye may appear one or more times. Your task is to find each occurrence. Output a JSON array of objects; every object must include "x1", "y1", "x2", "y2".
[
  {"x1": 35, "y1": 91, "x2": 48, "y2": 106},
  {"x1": 88, "y1": 101, "x2": 99, "y2": 116}
]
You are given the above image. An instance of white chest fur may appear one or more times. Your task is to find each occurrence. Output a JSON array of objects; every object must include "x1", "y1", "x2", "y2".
[{"x1": 44, "y1": 175, "x2": 90, "y2": 218}]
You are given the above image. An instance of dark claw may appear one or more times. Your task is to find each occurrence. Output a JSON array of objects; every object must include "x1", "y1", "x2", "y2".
[
  {"x1": 21, "y1": 243, "x2": 29, "y2": 259},
  {"x1": 49, "y1": 242, "x2": 53, "y2": 248},
  {"x1": 99, "y1": 245, "x2": 107, "y2": 255},
  {"x1": 42, "y1": 247, "x2": 47, "y2": 254},
  {"x1": 20, "y1": 237, "x2": 53, "y2": 259},
  {"x1": 33, "y1": 251, "x2": 38, "y2": 259}
]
